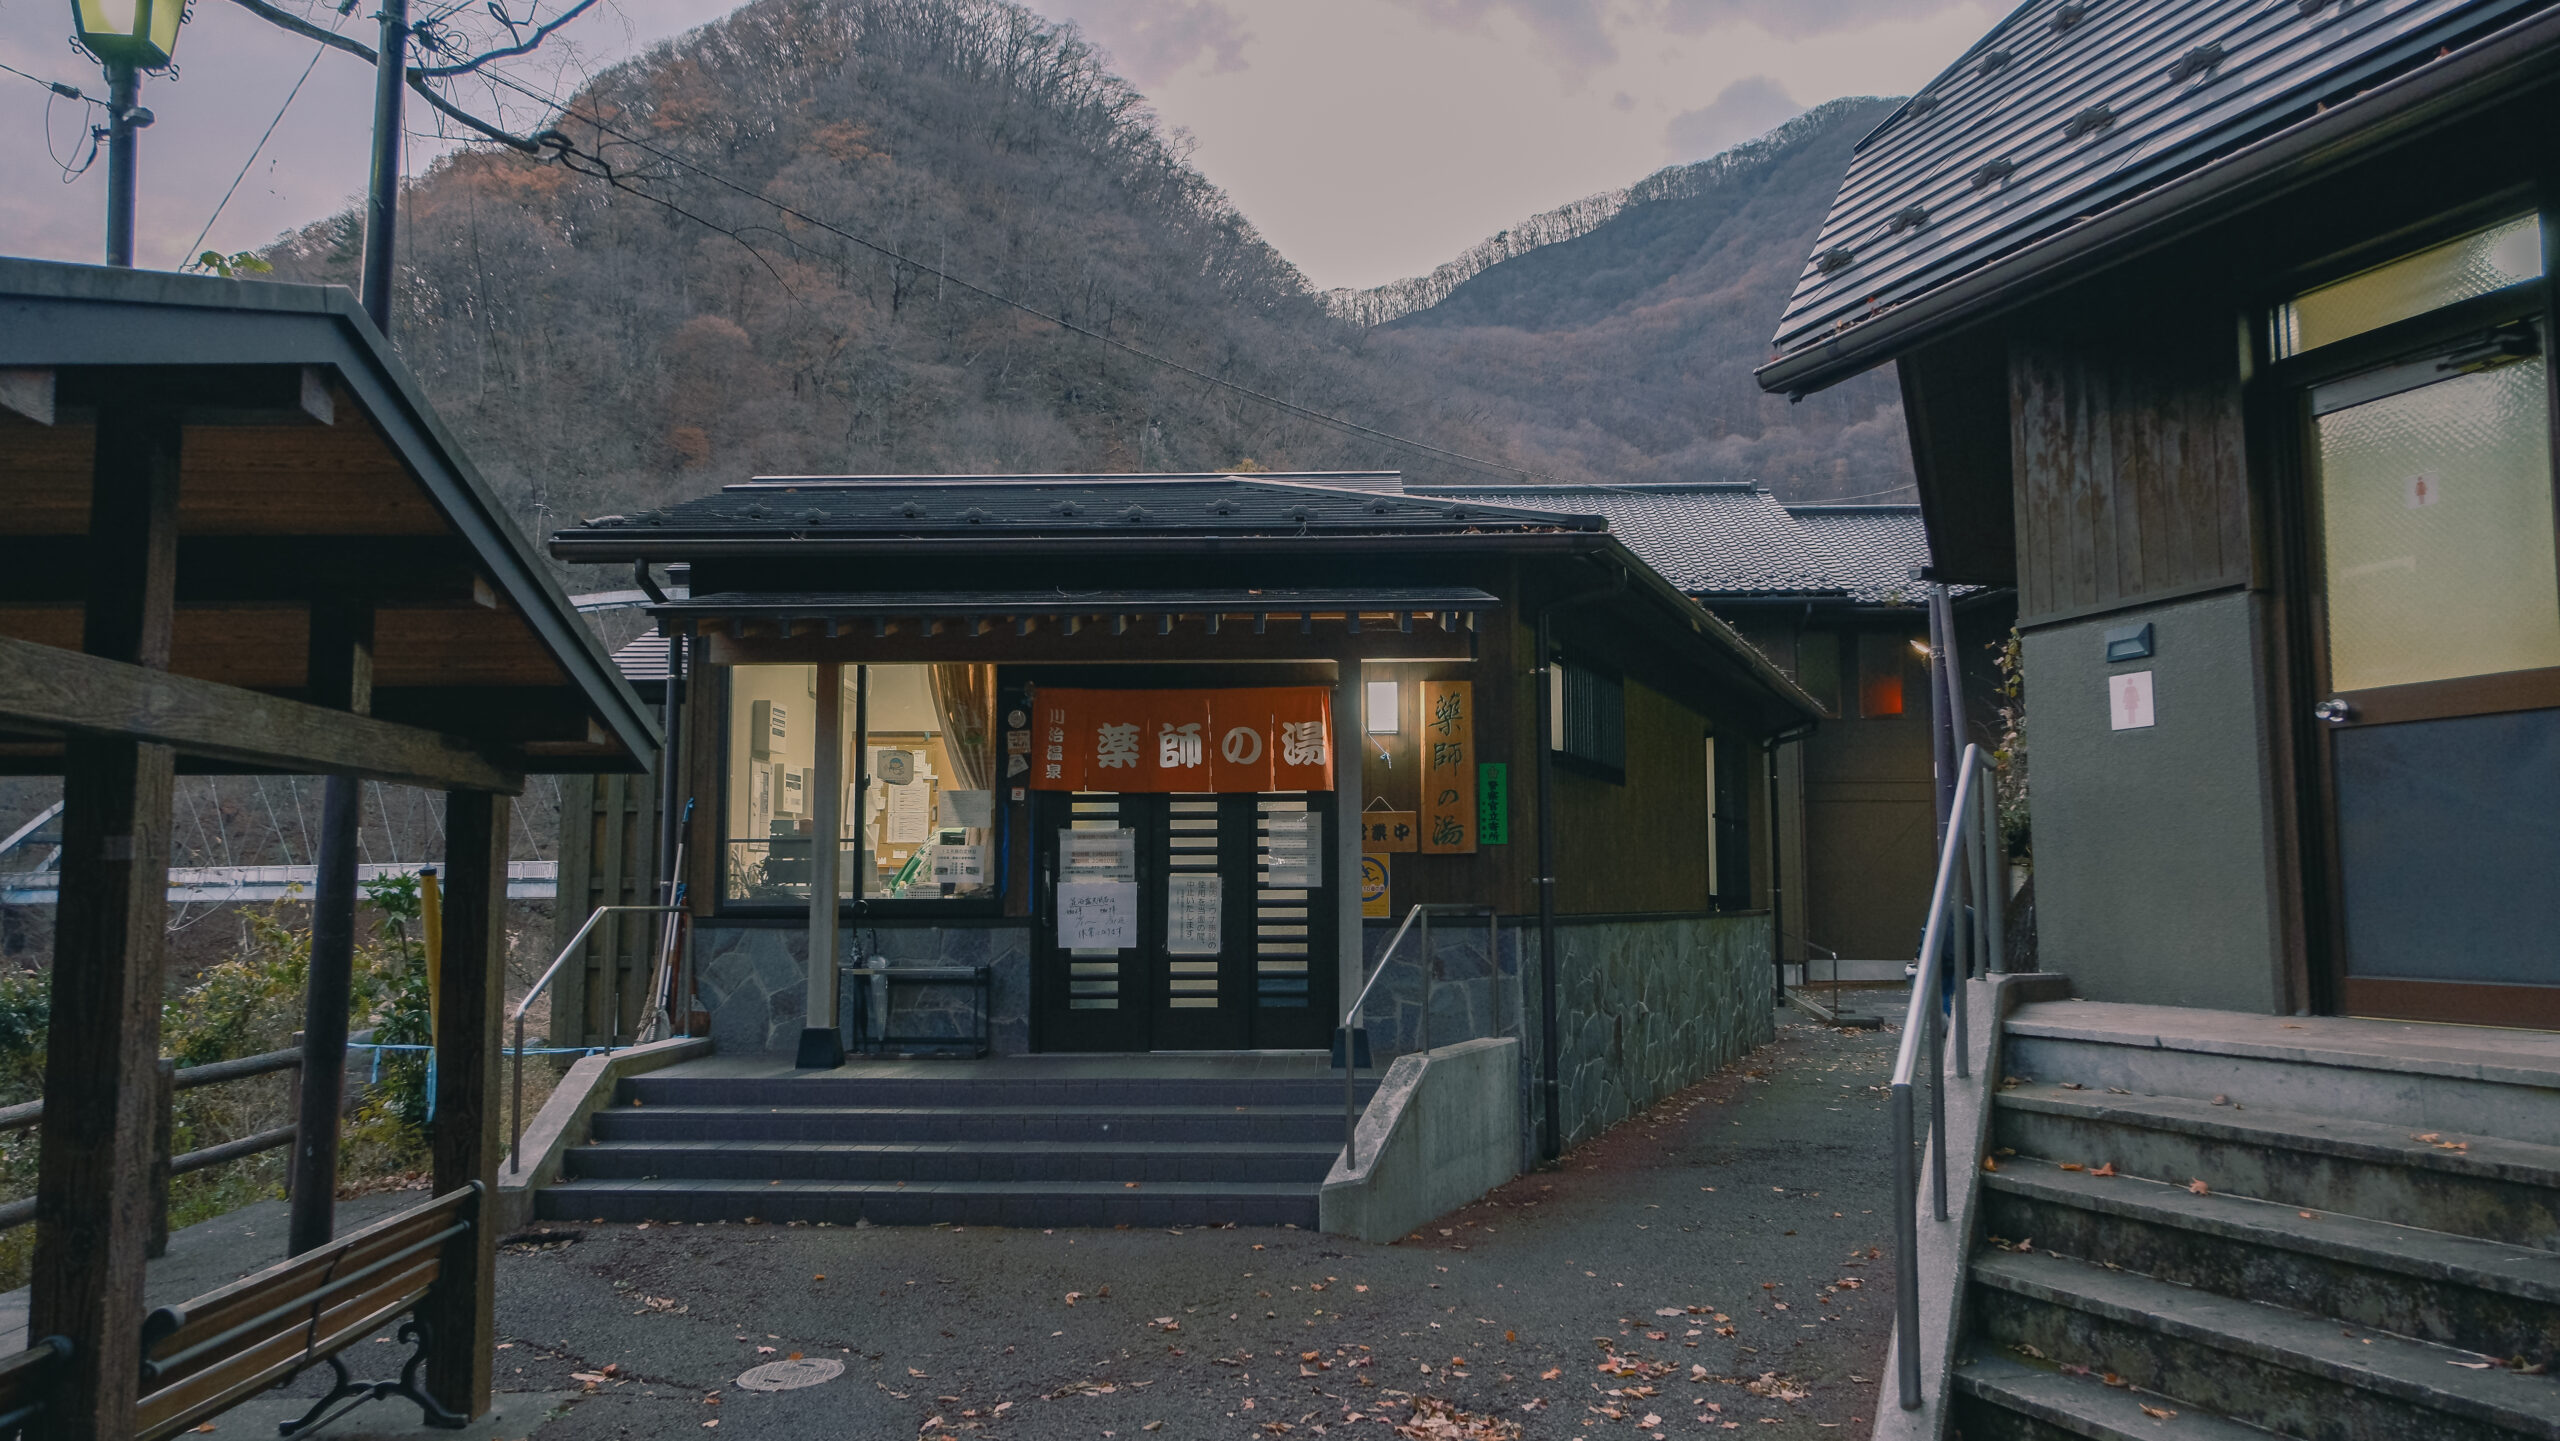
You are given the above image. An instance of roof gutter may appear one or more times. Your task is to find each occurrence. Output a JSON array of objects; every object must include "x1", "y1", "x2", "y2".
[
  {"x1": 1755, "y1": 3, "x2": 2560, "y2": 398},
  {"x1": 549, "y1": 530, "x2": 1611, "y2": 563}
]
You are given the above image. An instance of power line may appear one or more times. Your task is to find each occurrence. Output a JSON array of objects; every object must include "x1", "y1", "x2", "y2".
[
  {"x1": 456, "y1": 64, "x2": 1563, "y2": 485},
  {"x1": 0, "y1": 58, "x2": 89, "y2": 98}
]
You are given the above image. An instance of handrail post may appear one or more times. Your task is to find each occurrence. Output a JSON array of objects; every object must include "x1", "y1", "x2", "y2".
[
  {"x1": 1892, "y1": 1081, "x2": 1922, "y2": 1409},
  {"x1": 510, "y1": 1010, "x2": 526, "y2": 1174},
  {"x1": 1420, "y1": 908, "x2": 1433, "y2": 1058},
  {"x1": 1929, "y1": 980, "x2": 1949, "y2": 1222},
  {"x1": 1983, "y1": 758, "x2": 2008, "y2": 973}
]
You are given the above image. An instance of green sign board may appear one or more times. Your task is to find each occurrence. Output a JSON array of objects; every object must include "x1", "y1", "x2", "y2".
[{"x1": 1476, "y1": 763, "x2": 1508, "y2": 845}]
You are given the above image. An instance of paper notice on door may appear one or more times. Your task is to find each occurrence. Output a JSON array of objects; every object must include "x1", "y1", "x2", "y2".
[
  {"x1": 1057, "y1": 881, "x2": 1138, "y2": 949},
  {"x1": 1167, "y1": 873, "x2": 1223, "y2": 955},
  {"x1": 932, "y1": 843, "x2": 987, "y2": 888},
  {"x1": 1062, "y1": 827, "x2": 1137, "y2": 882},
  {"x1": 1264, "y1": 811, "x2": 1321, "y2": 888},
  {"x1": 886, "y1": 773, "x2": 932, "y2": 844}
]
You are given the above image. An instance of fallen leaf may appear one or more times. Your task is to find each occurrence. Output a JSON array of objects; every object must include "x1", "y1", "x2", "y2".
[
  {"x1": 2449, "y1": 1361, "x2": 2493, "y2": 1370},
  {"x1": 1064, "y1": 1292, "x2": 1084, "y2": 1306},
  {"x1": 1540, "y1": 1368, "x2": 1562, "y2": 1380},
  {"x1": 755, "y1": 1346, "x2": 775, "y2": 1355},
  {"x1": 2187, "y1": 1179, "x2": 2210, "y2": 1195},
  {"x1": 2091, "y1": 1163, "x2": 2117, "y2": 1178},
  {"x1": 1981, "y1": 1157, "x2": 1999, "y2": 1172},
  {"x1": 2140, "y1": 1404, "x2": 2175, "y2": 1419},
  {"x1": 2058, "y1": 1163, "x2": 2085, "y2": 1173},
  {"x1": 2102, "y1": 1373, "x2": 2128, "y2": 1388}
]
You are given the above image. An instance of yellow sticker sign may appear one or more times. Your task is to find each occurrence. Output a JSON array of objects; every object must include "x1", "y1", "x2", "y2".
[{"x1": 1360, "y1": 853, "x2": 1390, "y2": 917}]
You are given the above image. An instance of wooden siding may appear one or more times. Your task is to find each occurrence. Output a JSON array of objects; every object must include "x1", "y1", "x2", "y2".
[
  {"x1": 550, "y1": 772, "x2": 662, "y2": 1047},
  {"x1": 1555, "y1": 676, "x2": 1712, "y2": 915},
  {"x1": 2009, "y1": 331, "x2": 2254, "y2": 621}
]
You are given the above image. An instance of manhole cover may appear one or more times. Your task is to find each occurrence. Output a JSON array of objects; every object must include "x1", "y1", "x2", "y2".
[{"x1": 735, "y1": 1357, "x2": 845, "y2": 1391}]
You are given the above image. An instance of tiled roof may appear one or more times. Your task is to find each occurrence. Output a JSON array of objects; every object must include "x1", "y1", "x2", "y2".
[
  {"x1": 554, "y1": 474, "x2": 1600, "y2": 550},
  {"x1": 1769, "y1": 0, "x2": 2548, "y2": 361},
  {"x1": 1785, "y1": 505, "x2": 1935, "y2": 605},
  {"x1": 1412, "y1": 484, "x2": 1940, "y2": 603}
]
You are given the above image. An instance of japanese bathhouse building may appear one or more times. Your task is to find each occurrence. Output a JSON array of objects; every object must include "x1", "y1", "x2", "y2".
[
  {"x1": 548, "y1": 472, "x2": 1819, "y2": 1075},
  {"x1": 1415, "y1": 483, "x2": 2017, "y2": 983},
  {"x1": 1760, "y1": 0, "x2": 2560, "y2": 1027}
]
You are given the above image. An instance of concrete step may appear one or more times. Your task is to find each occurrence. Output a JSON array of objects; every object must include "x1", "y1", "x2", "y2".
[
  {"x1": 1970, "y1": 1248, "x2": 2560, "y2": 1441},
  {"x1": 563, "y1": 1138, "x2": 1342, "y2": 1185},
  {"x1": 534, "y1": 1176, "x2": 1320, "y2": 1228},
  {"x1": 621, "y1": 1073, "x2": 1377, "y2": 1110},
  {"x1": 2003, "y1": 1002, "x2": 2560, "y2": 1147},
  {"x1": 590, "y1": 1103, "x2": 1353, "y2": 1145},
  {"x1": 1984, "y1": 1164, "x2": 2560, "y2": 1368},
  {"x1": 1949, "y1": 1351, "x2": 2271, "y2": 1441},
  {"x1": 1994, "y1": 1084, "x2": 2560, "y2": 1250}
]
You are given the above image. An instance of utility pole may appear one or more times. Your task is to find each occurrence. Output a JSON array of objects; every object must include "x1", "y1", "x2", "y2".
[
  {"x1": 291, "y1": 0, "x2": 409, "y2": 1256},
  {"x1": 101, "y1": 61, "x2": 143, "y2": 267}
]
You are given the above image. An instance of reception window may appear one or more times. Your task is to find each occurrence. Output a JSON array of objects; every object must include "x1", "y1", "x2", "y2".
[{"x1": 723, "y1": 663, "x2": 997, "y2": 907}]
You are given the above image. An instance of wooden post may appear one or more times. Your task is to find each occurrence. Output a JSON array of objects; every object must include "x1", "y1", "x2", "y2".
[
  {"x1": 30, "y1": 407, "x2": 180, "y2": 1441},
  {"x1": 291, "y1": 601, "x2": 373, "y2": 1257},
  {"x1": 550, "y1": 774, "x2": 595, "y2": 1048},
  {"x1": 797, "y1": 661, "x2": 844, "y2": 1068},
  {"x1": 146, "y1": 1058, "x2": 175, "y2": 1259},
  {"x1": 1330, "y1": 653, "x2": 1364, "y2": 1015},
  {"x1": 420, "y1": 787, "x2": 507, "y2": 1418}
]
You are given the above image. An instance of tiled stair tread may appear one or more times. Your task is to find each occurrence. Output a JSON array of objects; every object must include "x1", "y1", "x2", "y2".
[
  {"x1": 1971, "y1": 1249, "x2": 2560, "y2": 1436},
  {"x1": 1997, "y1": 1085, "x2": 2560, "y2": 1187},
  {"x1": 2004, "y1": 1002, "x2": 2560, "y2": 1091},
  {"x1": 579, "y1": 1139, "x2": 1340, "y2": 1155},
  {"x1": 1985, "y1": 1165, "x2": 2560, "y2": 1304},
  {"x1": 1952, "y1": 1351, "x2": 2276, "y2": 1441},
  {"x1": 549, "y1": 1178, "x2": 1320, "y2": 1196}
]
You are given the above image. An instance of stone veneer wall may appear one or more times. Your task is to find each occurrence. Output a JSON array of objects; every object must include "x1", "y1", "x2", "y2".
[
  {"x1": 1353, "y1": 912, "x2": 1773, "y2": 1166},
  {"x1": 694, "y1": 922, "x2": 1032, "y2": 1056}
]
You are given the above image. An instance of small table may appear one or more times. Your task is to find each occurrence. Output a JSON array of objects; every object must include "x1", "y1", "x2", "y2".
[{"x1": 842, "y1": 963, "x2": 994, "y2": 1057}]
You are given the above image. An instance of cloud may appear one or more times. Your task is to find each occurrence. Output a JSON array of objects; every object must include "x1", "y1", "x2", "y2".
[
  {"x1": 1663, "y1": 73, "x2": 1802, "y2": 159},
  {"x1": 1658, "y1": 0, "x2": 1978, "y2": 40},
  {"x1": 1387, "y1": 0, "x2": 1617, "y2": 70},
  {"x1": 1054, "y1": 0, "x2": 1253, "y2": 85}
]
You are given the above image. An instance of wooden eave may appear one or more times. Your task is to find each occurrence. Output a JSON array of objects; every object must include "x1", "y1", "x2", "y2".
[{"x1": 0, "y1": 260, "x2": 659, "y2": 773}]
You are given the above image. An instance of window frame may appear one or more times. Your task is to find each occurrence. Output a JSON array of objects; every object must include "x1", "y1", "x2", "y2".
[
  {"x1": 1549, "y1": 656, "x2": 1626, "y2": 783},
  {"x1": 714, "y1": 663, "x2": 1008, "y2": 919}
]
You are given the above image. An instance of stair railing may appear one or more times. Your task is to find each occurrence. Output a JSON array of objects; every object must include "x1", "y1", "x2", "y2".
[
  {"x1": 1889, "y1": 742, "x2": 2004, "y2": 1411},
  {"x1": 511, "y1": 903, "x2": 687, "y2": 1172},
  {"x1": 1337, "y1": 903, "x2": 1500, "y2": 1150}
]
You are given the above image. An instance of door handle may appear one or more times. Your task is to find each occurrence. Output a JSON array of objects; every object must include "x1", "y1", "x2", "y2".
[{"x1": 2313, "y1": 698, "x2": 2355, "y2": 725}]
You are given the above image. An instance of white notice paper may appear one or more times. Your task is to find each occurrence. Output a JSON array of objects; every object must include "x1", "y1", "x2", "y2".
[
  {"x1": 1062, "y1": 827, "x2": 1137, "y2": 882},
  {"x1": 942, "y1": 789, "x2": 993, "y2": 828},
  {"x1": 1167, "y1": 873, "x2": 1223, "y2": 955},
  {"x1": 1057, "y1": 881, "x2": 1138, "y2": 949},
  {"x1": 933, "y1": 843, "x2": 987, "y2": 888},
  {"x1": 1264, "y1": 811, "x2": 1321, "y2": 888},
  {"x1": 886, "y1": 775, "x2": 932, "y2": 844},
  {"x1": 2108, "y1": 670, "x2": 2156, "y2": 731}
]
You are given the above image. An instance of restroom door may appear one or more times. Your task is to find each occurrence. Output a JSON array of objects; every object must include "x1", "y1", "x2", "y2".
[{"x1": 2304, "y1": 329, "x2": 2560, "y2": 1027}]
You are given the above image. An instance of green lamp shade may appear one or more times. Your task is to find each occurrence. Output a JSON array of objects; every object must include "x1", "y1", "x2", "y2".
[{"x1": 72, "y1": 0, "x2": 184, "y2": 67}]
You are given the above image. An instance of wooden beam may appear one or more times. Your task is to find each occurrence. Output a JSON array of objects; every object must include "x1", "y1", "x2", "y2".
[
  {"x1": 0, "y1": 635, "x2": 521, "y2": 792},
  {"x1": 421, "y1": 788, "x2": 507, "y2": 1419},
  {"x1": 30, "y1": 407, "x2": 181, "y2": 1441},
  {"x1": 290, "y1": 599, "x2": 371, "y2": 1256}
]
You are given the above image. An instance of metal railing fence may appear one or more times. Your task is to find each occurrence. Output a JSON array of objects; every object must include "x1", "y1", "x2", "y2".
[
  {"x1": 510, "y1": 903, "x2": 687, "y2": 1171},
  {"x1": 1890, "y1": 742, "x2": 2005, "y2": 1412}
]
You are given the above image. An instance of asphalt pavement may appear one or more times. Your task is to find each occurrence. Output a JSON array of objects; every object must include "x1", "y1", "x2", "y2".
[{"x1": 482, "y1": 1012, "x2": 1899, "y2": 1441}]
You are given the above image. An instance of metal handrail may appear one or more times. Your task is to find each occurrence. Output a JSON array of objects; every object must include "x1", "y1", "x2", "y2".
[
  {"x1": 1889, "y1": 743, "x2": 2005, "y2": 1411},
  {"x1": 1338, "y1": 903, "x2": 1499, "y2": 1150},
  {"x1": 510, "y1": 904, "x2": 686, "y2": 1172}
]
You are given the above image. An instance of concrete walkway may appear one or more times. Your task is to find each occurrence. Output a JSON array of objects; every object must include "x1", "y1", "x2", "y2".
[{"x1": 497, "y1": 1015, "x2": 1896, "y2": 1439}]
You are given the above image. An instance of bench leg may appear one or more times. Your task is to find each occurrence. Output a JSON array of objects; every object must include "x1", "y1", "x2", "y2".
[
  {"x1": 275, "y1": 1355, "x2": 365, "y2": 1438},
  {"x1": 273, "y1": 1321, "x2": 465, "y2": 1437}
]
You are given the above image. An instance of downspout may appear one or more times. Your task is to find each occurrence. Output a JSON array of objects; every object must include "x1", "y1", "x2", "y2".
[
  {"x1": 1532, "y1": 564, "x2": 1626, "y2": 1165},
  {"x1": 1764, "y1": 720, "x2": 1816, "y2": 1004}
]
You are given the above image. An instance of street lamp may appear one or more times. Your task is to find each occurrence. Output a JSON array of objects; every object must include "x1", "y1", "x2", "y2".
[{"x1": 68, "y1": 0, "x2": 184, "y2": 267}]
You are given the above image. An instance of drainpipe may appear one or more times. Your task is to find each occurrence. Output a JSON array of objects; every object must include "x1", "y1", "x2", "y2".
[
  {"x1": 1532, "y1": 565, "x2": 1626, "y2": 1165},
  {"x1": 1763, "y1": 721, "x2": 1815, "y2": 1004}
]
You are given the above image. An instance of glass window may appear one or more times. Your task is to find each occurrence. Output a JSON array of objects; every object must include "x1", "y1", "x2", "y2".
[
  {"x1": 2315, "y1": 357, "x2": 2560, "y2": 692},
  {"x1": 1857, "y1": 632, "x2": 1913, "y2": 719},
  {"x1": 2276, "y1": 214, "x2": 2542, "y2": 359},
  {"x1": 722, "y1": 662, "x2": 997, "y2": 905},
  {"x1": 725, "y1": 664, "x2": 851, "y2": 902},
  {"x1": 857, "y1": 664, "x2": 996, "y2": 901}
]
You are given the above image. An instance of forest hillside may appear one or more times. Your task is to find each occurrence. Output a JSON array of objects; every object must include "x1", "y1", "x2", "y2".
[{"x1": 261, "y1": 0, "x2": 1912, "y2": 538}]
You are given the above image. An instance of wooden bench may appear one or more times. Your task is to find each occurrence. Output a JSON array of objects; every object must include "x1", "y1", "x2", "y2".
[
  {"x1": 133, "y1": 1182, "x2": 480, "y2": 1440},
  {"x1": 0, "y1": 1336, "x2": 70, "y2": 1439}
]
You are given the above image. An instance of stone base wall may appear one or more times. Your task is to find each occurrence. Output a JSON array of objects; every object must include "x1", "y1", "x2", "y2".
[
  {"x1": 694, "y1": 922, "x2": 1032, "y2": 1056},
  {"x1": 1354, "y1": 912, "x2": 1772, "y2": 1165}
]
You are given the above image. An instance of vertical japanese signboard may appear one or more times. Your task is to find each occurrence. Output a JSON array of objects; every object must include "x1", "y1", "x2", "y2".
[
  {"x1": 1476, "y1": 762, "x2": 1508, "y2": 845},
  {"x1": 1027, "y1": 687, "x2": 1333, "y2": 792},
  {"x1": 1419, "y1": 680, "x2": 1477, "y2": 854}
]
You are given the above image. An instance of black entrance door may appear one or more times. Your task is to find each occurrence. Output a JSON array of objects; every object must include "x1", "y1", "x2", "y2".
[{"x1": 1032, "y1": 792, "x2": 1337, "y2": 1051}]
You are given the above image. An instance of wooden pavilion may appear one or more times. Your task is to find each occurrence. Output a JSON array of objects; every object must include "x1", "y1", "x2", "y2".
[{"x1": 0, "y1": 259, "x2": 655, "y2": 1436}]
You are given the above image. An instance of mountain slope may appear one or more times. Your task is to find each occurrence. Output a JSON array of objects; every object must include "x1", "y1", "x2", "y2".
[
  {"x1": 1365, "y1": 99, "x2": 1915, "y2": 500},
  {"x1": 260, "y1": 0, "x2": 1909, "y2": 534}
]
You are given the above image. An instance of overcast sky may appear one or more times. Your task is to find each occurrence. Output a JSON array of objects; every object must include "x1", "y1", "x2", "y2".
[{"x1": 0, "y1": 0, "x2": 1994, "y2": 291}]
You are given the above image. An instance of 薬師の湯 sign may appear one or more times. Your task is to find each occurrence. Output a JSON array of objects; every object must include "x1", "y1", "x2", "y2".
[
  {"x1": 1419, "y1": 680, "x2": 1476, "y2": 853},
  {"x1": 1026, "y1": 687, "x2": 1333, "y2": 792}
]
